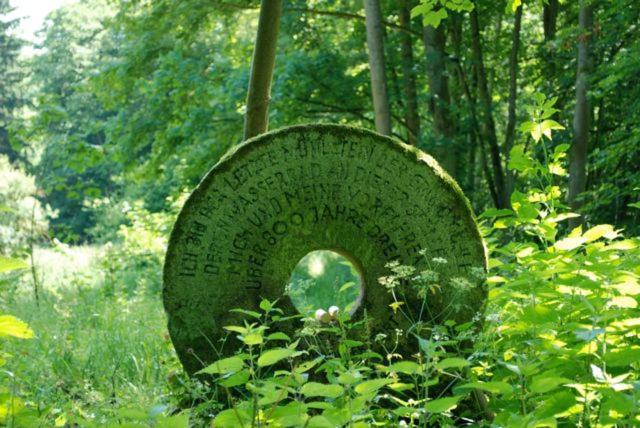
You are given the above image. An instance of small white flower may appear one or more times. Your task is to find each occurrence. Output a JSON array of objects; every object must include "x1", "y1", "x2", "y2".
[
  {"x1": 314, "y1": 309, "x2": 330, "y2": 323},
  {"x1": 328, "y1": 305, "x2": 339, "y2": 319}
]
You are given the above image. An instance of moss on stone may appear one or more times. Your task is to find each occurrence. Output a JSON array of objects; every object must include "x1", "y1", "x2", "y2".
[{"x1": 163, "y1": 124, "x2": 487, "y2": 375}]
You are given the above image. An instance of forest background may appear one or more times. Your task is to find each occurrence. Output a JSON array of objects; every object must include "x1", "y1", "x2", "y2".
[{"x1": 1, "y1": 0, "x2": 640, "y2": 426}]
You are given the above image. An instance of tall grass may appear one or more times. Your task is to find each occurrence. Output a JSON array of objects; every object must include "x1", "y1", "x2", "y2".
[{"x1": 2, "y1": 245, "x2": 180, "y2": 424}]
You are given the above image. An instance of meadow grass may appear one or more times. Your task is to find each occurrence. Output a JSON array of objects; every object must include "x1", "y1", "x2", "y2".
[{"x1": 2, "y1": 246, "x2": 181, "y2": 424}]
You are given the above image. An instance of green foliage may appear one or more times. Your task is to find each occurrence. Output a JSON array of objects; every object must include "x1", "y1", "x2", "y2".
[
  {"x1": 411, "y1": 0, "x2": 474, "y2": 27},
  {"x1": 286, "y1": 250, "x2": 362, "y2": 316},
  {"x1": 0, "y1": 156, "x2": 49, "y2": 255}
]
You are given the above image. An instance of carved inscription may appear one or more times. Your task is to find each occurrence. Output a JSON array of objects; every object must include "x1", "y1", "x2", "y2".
[{"x1": 163, "y1": 125, "x2": 486, "y2": 374}]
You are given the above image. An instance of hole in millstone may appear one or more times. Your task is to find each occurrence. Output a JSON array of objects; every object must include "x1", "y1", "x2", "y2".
[{"x1": 286, "y1": 250, "x2": 364, "y2": 318}]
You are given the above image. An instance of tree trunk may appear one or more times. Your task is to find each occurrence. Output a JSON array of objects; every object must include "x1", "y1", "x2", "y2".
[
  {"x1": 0, "y1": 127, "x2": 19, "y2": 162},
  {"x1": 423, "y1": 24, "x2": 455, "y2": 174},
  {"x1": 243, "y1": 0, "x2": 283, "y2": 140},
  {"x1": 364, "y1": 0, "x2": 392, "y2": 135},
  {"x1": 543, "y1": 0, "x2": 559, "y2": 41},
  {"x1": 469, "y1": 5, "x2": 507, "y2": 207},
  {"x1": 569, "y1": 1, "x2": 593, "y2": 224},
  {"x1": 504, "y1": 4, "x2": 523, "y2": 200},
  {"x1": 399, "y1": 0, "x2": 420, "y2": 145}
]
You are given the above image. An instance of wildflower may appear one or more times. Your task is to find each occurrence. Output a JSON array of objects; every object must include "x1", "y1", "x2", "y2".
[
  {"x1": 314, "y1": 309, "x2": 330, "y2": 323},
  {"x1": 328, "y1": 305, "x2": 339, "y2": 319}
]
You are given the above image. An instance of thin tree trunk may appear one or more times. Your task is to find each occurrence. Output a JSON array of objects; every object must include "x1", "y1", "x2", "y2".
[
  {"x1": 569, "y1": 1, "x2": 593, "y2": 225},
  {"x1": 423, "y1": 24, "x2": 455, "y2": 174},
  {"x1": 243, "y1": 0, "x2": 283, "y2": 140},
  {"x1": 469, "y1": 5, "x2": 507, "y2": 208},
  {"x1": 364, "y1": 0, "x2": 392, "y2": 135},
  {"x1": 399, "y1": 0, "x2": 420, "y2": 145},
  {"x1": 504, "y1": 4, "x2": 523, "y2": 200},
  {"x1": 543, "y1": 0, "x2": 559, "y2": 41}
]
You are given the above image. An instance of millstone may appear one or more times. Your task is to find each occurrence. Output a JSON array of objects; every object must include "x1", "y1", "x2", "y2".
[{"x1": 163, "y1": 124, "x2": 487, "y2": 375}]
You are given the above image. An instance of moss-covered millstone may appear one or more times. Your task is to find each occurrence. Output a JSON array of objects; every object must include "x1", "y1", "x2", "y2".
[{"x1": 163, "y1": 124, "x2": 487, "y2": 375}]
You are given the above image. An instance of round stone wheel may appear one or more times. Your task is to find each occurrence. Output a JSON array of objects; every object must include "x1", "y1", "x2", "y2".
[{"x1": 163, "y1": 124, "x2": 487, "y2": 375}]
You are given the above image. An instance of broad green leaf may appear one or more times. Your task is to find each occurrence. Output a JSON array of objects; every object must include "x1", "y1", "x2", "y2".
[
  {"x1": 435, "y1": 358, "x2": 470, "y2": 371},
  {"x1": 267, "y1": 332, "x2": 291, "y2": 341},
  {"x1": 540, "y1": 119, "x2": 565, "y2": 140},
  {"x1": 213, "y1": 408, "x2": 251, "y2": 427},
  {"x1": 338, "y1": 281, "x2": 355, "y2": 293},
  {"x1": 155, "y1": 413, "x2": 189, "y2": 428},
  {"x1": 606, "y1": 296, "x2": 638, "y2": 309},
  {"x1": 529, "y1": 374, "x2": 571, "y2": 394},
  {"x1": 388, "y1": 361, "x2": 421, "y2": 374},
  {"x1": 300, "y1": 382, "x2": 344, "y2": 398},
  {"x1": 604, "y1": 347, "x2": 640, "y2": 367},
  {"x1": 242, "y1": 333, "x2": 264, "y2": 345},
  {"x1": 223, "y1": 325, "x2": 247, "y2": 334},
  {"x1": 259, "y1": 299, "x2": 272, "y2": 312},
  {"x1": 425, "y1": 395, "x2": 462, "y2": 413},
  {"x1": 307, "y1": 415, "x2": 335, "y2": 428},
  {"x1": 219, "y1": 369, "x2": 250, "y2": 387},
  {"x1": 554, "y1": 237, "x2": 586, "y2": 251},
  {"x1": 535, "y1": 391, "x2": 576, "y2": 419},
  {"x1": 230, "y1": 308, "x2": 262, "y2": 319},
  {"x1": 257, "y1": 347, "x2": 295, "y2": 367},
  {"x1": 0, "y1": 315, "x2": 34, "y2": 339},
  {"x1": 454, "y1": 381, "x2": 512, "y2": 395},
  {"x1": 583, "y1": 224, "x2": 616, "y2": 241},
  {"x1": 423, "y1": 8, "x2": 448, "y2": 27},
  {"x1": 354, "y1": 378, "x2": 393, "y2": 395},
  {"x1": 0, "y1": 257, "x2": 29, "y2": 274},
  {"x1": 196, "y1": 356, "x2": 244, "y2": 375},
  {"x1": 611, "y1": 278, "x2": 640, "y2": 296},
  {"x1": 508, "y1": 145, "x2": 531, "y2": 172}
]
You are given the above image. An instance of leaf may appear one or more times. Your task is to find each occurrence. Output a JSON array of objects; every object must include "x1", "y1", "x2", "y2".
[
  {"x1": 435, "y1": 358, "x2": 470, "y2": 371},
  {"x1": 508, "y1": 145, "x2": 531, "y2": 172},
  {"x1": 554, "y1": 237, "x2": 586, "y2": 251},
  {"x1": 213, "y1": 408, "x2": 251, "y2": 427},
  {"x1": 606, "y1": 296, "x2": 638, "y2": 309},
  {"x1": 547, "y1": 213, "x2": 581, "y2": 223},
  {"x1": 338, "y1": 281, "x2": 355, "y2": 293},
  {"x1": 223, "y1": 325, "x2": 247, "y2": 335},
  {"x1": 242, "y1": 333, "x2": 264, "y2": 345},
  {"x1": 300, "y1": 382, "x2": 344, "y2": 398},
  {"x1": 423, "y1": 8, "x2": 448, "y2": 27},
  {"x1": 219, "y1": 369, "x2": 250, "y2": 387},
  {"x1": 230, "y1": 308, "x2": 262, "y2": 319},
  {"x1": 454, "y1": 381, "x2": 512, "y2": 395},
  {"x1": 535, "y1": 391, "x2": 576, "y2": 419},
  {"x1": 591, "y1": 364, "x2": 607, "y2": 383},
  {"x1": 583, "y1": 224, "x2": 616, "y2": 242},
  {"x1": 0, "y1": 315, "x2": 34, "y2": 339},
  {"x1": 354, "y1": 378, "x2": 394, "y2": 395},
  {"x1": 540, "y1": 119, "x2": 565, "y2": 140},
  {"x1": 388, "y1": 361, "x2": 421, "y2": 374},
  {"x1": 0, "y1": 257, "x2": 29, "y2": 274},
  {"x1": 529, "y1": 375, "x2": 571, "y2": 394},
  {"x1": 267, "y1": 332, "x2": 291, "y2": 341},
  {"x1": 549, "y1": 162, "x2": 567, "y2": 176},
  {"x1": 156, "y1": 413, "x2": 190, "y2": 428},
  {"x1": 604, "y1": 347, "x2": 640, "y2": 367},
  {"x1": 425, "y1": 395, "x2": 462, "y2": 413},
  {"x1": 257, "y1": 348, "x2": 295, "y2": 367},
  {"x1": 259, "y1": 299, "x2": 272, "y2": 312},
  {"x1": 196, "y1": 356, "x2": 244, "y2": 375}
]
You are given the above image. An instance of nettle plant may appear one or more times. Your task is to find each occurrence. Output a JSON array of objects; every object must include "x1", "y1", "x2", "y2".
[
  {"x1": 197, "y1": 94, "x2": 640, "y2": 427},
  {"x1": 478, "y1": 94, "x2": 640, "y2": 426},
  {"x1": 199, "y1": 280, "x2": 488, "y2": 428}
]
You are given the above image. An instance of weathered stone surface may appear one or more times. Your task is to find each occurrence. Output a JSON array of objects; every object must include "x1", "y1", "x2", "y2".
[{"x1": 163, "y1": 124, "x2": 487, "y2": 374}]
